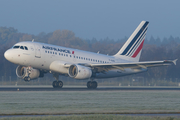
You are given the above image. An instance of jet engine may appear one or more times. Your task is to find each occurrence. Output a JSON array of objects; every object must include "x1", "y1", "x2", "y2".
[
  {"x1": 16, "y1": 65, "x2": 40, "y2": 81},
  {"x1": 68, "y1": 64, "x2": 92, "y2": 79}
]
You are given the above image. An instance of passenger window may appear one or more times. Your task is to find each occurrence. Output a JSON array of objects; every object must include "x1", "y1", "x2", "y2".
[
  {"x1": 66, "y1": 54, "x2": 68, "y2": 57},
  {"x1": 20, "y1": 46, "x2": 24, "y2": 50},
  {"x1": 70, "y1": 55, "x2": 72, "y2": 57}
]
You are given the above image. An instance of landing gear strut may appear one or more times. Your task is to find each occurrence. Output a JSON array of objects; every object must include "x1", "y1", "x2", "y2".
[
  {"x1": 52, "y1": 73, "x2": 63, "y2": 88},
  {"x1": 87, "y1": 81, "x2": 98, "y2": 89}
]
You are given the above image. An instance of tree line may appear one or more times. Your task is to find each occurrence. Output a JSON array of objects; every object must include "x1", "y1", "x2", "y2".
[{"x1": 0, "y1": 27, "x2": 180, "y2": 81}]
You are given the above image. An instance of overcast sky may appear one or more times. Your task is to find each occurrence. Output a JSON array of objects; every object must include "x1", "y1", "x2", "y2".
[{"x1": 0, "y1": 0, "x2": 180, "y2": 40}]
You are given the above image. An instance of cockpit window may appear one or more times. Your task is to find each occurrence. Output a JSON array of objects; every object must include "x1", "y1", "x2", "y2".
[
  {"x1": 13, "y1": 46, "x2": 20, "y2": 49},
  {"x1": 13, "y1": 45, "x2": 28, "y2": 50},
  {"x1": 20, "y1": 46, "x2": 24, "y2": 50},
  {"x1": 24, "y1": 46, "x2": 28, "y2": 50}
]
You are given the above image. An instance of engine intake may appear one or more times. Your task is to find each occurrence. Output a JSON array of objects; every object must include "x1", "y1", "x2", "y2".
[
  {"x1": 16, "y1": 65, "x2": 40, "y2": 81},
  {"x1": 68, "y1": 64, "x2": 92, "y2": 79}
]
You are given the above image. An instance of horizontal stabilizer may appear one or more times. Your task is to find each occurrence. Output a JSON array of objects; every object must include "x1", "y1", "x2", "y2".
[{"x1": 172, "y1": 59, "x2": 178, "y2": 65}]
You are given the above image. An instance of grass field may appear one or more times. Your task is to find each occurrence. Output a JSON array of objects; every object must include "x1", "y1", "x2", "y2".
[{"x1": 0, "y1": 90, "x2": 180, "y2": 115}]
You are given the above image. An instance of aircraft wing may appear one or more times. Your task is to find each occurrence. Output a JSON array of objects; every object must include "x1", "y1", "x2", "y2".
[{"x1": 82, "y1": 59, "x2": 177, "y2": 72}]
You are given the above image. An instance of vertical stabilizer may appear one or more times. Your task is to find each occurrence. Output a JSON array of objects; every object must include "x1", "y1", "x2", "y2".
[{"x1": 114, "y1": 21, "x2": 149, "y2": 62}]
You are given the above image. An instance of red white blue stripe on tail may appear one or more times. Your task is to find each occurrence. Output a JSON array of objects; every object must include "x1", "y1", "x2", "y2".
[{"x1": 114, "y1": 21, "x2": 149, "y2": 62}]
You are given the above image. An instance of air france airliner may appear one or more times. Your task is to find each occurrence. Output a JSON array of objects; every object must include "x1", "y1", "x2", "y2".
[{"x1": 4, "y1": 21, "x2": 177, "y2": 89}]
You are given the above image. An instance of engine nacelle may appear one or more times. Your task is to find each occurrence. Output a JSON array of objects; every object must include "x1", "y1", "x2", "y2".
[
  {"x1": 16, "y1": 66, "x2": 40, "y2": 81},
  {"x1": 68, "y1": 64, "x2": 92, "y2": 79}
]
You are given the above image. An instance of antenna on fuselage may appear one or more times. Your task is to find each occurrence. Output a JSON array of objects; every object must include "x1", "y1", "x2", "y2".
[{"x1": 32, "y1": 39, "x2": 34, "y2": 42}]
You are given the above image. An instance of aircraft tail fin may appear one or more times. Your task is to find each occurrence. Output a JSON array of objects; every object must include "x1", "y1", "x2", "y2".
[{"x1": 114, "y1": 21, "x2": 149, "y2": 62}]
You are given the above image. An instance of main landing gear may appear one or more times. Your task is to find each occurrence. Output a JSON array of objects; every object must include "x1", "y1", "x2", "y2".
[
  {"x1": 52, "y1": 73, "x2": 63, "y2": 88},
  {"x1": 87, "y1": 81, "x2": 98, "y2": 89},
  {"x1": 52, "y1": 81, "x2": 63, "y2": 88},
  {"x1": 52, "y1": 73, "x2": 98, "y2": 89}
]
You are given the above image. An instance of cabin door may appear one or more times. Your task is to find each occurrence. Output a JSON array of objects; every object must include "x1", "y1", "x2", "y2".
[{"x1": 34, "y1": 44, "x2": 41, "y2": 58}]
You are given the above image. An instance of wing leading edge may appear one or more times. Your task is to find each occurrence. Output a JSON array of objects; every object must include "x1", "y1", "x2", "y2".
[{"x1": 84, "y1": 59, "x2": 177, "y2": 72}]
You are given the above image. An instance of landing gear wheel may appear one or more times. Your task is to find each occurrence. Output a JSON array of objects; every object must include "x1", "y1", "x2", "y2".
[
  {"x1": 52, "y1": 81, "x2": 58, "y2": 88},
  {"x1": 92, "y1": 81, "x2": 97, "y2": 89},
  {"x1": 57, "y1": 81, "x2": 63, "y2": 88},
  {"x1": 87, "y1": 81, "x2": 91, "y2": 89},
  {"x1": 52, "y1": 81, "x2": 63, "y2": 88},
  {"x1": 87, "y1": 81, "x2": 98, "y2": 89},
  {"x1": 24, "y1": 77, "x2": 30, "y2": 81}
]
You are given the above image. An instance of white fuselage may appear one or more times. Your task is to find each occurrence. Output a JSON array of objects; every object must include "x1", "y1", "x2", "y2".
[{"x1": 4, "y1": 41, "x2": 146, "y2": 79}]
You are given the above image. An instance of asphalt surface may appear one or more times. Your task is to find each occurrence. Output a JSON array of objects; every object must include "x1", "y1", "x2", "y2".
[
  {"x1": 0, "y1": 86, "x2": 180, "y2": 91},
  {"x1": 0, "y1": 114, "x2": 180, "y2": 118}
]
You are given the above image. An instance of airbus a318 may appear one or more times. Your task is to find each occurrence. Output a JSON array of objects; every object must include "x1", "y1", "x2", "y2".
[{"x1": 4, "y1": 21, "x2": 177, "y2": 89}]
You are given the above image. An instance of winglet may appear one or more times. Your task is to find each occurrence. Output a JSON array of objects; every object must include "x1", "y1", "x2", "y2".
[{"x1": 173, "y1": 59, "x2": 178, "y2": 65}]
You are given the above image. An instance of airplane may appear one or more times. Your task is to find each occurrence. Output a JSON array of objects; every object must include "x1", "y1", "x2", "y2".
[{"x1": 4, "y1": 21, "x2": 177, "y2": 89}]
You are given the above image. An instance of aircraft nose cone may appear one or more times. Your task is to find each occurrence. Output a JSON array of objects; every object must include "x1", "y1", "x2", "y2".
[{"x1": 4, "y1": 50, "x2": 11, "y2": 61}]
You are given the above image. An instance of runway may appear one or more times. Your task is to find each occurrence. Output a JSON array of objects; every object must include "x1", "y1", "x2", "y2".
[
  {"x1": 0, "y1": 113, "x2": 180, "y2": 118},
  {"x1": 0, "y1": 86, "x2": 180, "y2": 91}
]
